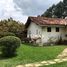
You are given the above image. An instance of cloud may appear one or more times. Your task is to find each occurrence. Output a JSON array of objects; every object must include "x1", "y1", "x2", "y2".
[
  {"x1": 14, "y1": 0, "x2": 63, "y2": 16},
  {"x1": 0, "y1": 0, "x2": 28, "y2": 23},
  {"x1": 0, "y1": 0, "x2": 63, "y2": 23}
]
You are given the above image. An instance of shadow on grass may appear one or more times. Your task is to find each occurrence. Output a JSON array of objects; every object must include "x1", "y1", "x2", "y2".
[
  {"x1": 22, "y1": 42, "x2": 41, "y2": 47},
  {"x1": 0, "y1": 53, "x2": 17, "y2": 60},
  {"x1": 22, "y1": 42, "x2": 67, "y2": 47}
]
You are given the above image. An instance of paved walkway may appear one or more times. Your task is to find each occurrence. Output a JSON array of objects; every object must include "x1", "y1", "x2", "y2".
[
  {"x1": 16, "y1": 48, "x2": 67, "y2": 67},
  {"x1": 57, "y1": 48, "x2": 67, "y2": 59}
]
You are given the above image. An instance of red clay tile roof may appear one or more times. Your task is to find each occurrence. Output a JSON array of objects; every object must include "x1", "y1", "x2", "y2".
[{"x1": 25, "y1": 16, "x2": 67, "y2": 28}]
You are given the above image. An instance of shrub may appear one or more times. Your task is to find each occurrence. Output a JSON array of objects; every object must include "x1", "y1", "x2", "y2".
[
  {"x1": 22, "y1": 38, "x2": 31, "y2": 43},
  {"x1": 0, "y1": 32, "x2": 16, "y2": 38},
  {"x1": 0, "y1": 36, "x2": 21, "y2": 57},
  {"x1": 56, "y1": 37, "x2": 62, "y2": 45}
]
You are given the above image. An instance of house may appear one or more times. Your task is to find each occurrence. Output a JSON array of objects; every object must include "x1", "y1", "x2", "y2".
[{"x1": 25, "y1": 16, "x2": 67, "y2": 45}]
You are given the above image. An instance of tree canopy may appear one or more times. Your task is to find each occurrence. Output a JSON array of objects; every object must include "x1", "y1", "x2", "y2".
[
  {"x1": 41, "y1": 0, "x2": 67, "y2": 18},
  {"x1": 0, "y1": 18, "x2": 24, "y2": 40}
]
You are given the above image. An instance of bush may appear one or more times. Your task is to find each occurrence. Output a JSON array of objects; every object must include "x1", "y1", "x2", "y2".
[
  {"x1": 56, "y1": 37, "x2": 62, "y2": 45},
  {"x1": 22, "y1": 38, "x2": 31, "y2": 43},
  {"x1": 0, "y1": 36, "x2": 21, "y2": 57},
  {"x1": 0, "y1": 32, "x2": 16, "y2": 38}
]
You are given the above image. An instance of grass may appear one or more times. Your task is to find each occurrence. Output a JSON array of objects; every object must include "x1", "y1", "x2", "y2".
[
  {"x1": 0, "y1": 43, "x2": 66, "y2": 67},
  {"x1": 41, "y1": 61, "x2": 67, "y2": 67}
]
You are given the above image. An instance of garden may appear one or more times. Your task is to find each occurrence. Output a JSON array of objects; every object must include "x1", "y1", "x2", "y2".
[
  {"x1": 0, "y1": 18, "x2": 66, "y2": 67},
  {"x1": 0, "y1": 43, "x2": 66, "y2": 67}
]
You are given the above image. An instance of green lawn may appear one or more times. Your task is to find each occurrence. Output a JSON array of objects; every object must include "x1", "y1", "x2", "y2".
[
  {"x1": 0, "y1": 43, "x2": 66, "y2": 67},
  {"x1": 41, "y1": 61, "x2": 67, "y2": 67}
]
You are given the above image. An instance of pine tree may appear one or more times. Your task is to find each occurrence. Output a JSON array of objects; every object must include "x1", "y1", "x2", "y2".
[
  {"x1": 41, "y1": 0, "x2": 67, "y2": 18},
  {"x1": 41, "y1": 4, "x2": 56, "y2": 18},
  {"x1": 63, "y1": 0, "x2": 67, "y2": 18},
  {"x1": 54, "y1": 1, "x2": 64, "y2": 18}
]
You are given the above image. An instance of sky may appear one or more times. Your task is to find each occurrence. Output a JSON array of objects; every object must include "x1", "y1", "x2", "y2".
[{"x1": 0, "y1": 0, "x2": 63, "y2": 23}]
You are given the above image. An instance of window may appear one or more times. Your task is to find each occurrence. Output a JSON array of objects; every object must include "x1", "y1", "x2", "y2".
[
  {"x1": 47, "y1": 27, "x2": 51, "y2": 32},
  {"x1": 56, "y1": 27, "x2": 59, "y2": 32}
]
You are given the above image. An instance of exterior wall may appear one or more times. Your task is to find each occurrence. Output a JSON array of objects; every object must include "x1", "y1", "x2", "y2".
[
  {"x1": 27, "y1": 22, "x2": 66, "y2": 44},
  {"x1": 63, "y1": 26, "x2": 67, "y2": 40},
  {"x1": 27, "y1": 22, "x2": 42, "y2": 39},
  {"x1": 42, "y1": 26, "x2": 65, "y2": 44}
]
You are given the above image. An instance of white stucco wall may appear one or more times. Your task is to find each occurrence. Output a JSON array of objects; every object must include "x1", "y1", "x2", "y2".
[
  {"x1": 27, "y1": 22, "x2": 66, "y2": 44},
  {"x1": 42, "y1": 26, "x2": 65, "y2": 44},
  {"x1": 63, "y1": 26, "x2": 67, "y2": 40},
  {"x1": 27, "y1": 22, "x2": 42, "y2": 38}
]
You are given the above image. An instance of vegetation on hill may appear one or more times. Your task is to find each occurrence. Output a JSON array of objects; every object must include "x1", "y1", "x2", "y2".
[
  {"x1": 0, "y1": 17, "x2": 24, "y2": 40},
  {"x1": 41, "y1": 0, "x2": 67, "y2": 18}
]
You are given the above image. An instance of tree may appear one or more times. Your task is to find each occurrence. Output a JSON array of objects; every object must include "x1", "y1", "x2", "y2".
[
  {"x1": 0, "y1": 18, "x2": 25, "y2": 40},
  {"x1": 42, "y1": 4, "x2": 56, "y2": 18},
  {"x1": 41, "y1": 0, "x2": 67, "y2": 18},
  {"x1": 63, "y1": 0, "x2": 67, "y2": 18},
  {"x1": 54, "y1": 1, "x2": 64, "y2": 18}
]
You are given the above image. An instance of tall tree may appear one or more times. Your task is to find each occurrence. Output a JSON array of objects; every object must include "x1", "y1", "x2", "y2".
[
  {"x1": 41, "y1": 0, "x2": 67, "y2": 18},
  {"x1": 0, "y1": 18, "x2": 24, "y2": 40},
  {"x1": 42, "y1": 4, "x2": 56, "y2": 18},
  {"x1": 54, "y1": 1, "x2": 64, "y2": 18},
  {"x1": 63, "y1": 0, "x2": 67, "y2": 18}
]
